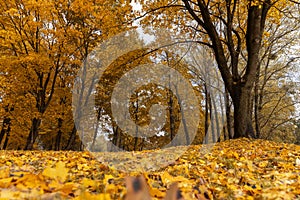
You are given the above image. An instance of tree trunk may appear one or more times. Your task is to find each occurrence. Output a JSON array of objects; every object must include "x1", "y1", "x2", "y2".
[
  {"x1": 225, "y1": 88, "x2": 233, "y2": 139},
  {"x1": 219, "y1": 92, "x2": 226, "y2": 141},
  {"x1": 25, "y1": 118, "x2": 41, "y2": 150},
  {"x1": 55, "y1": 118, "x2": 63, "y2": 151},
  {"x1": 111, "y1": 125, "x2": 120, "y2": 151},
  {"x1": 232, "y1": 85, "x2": 255, "y2": 139},
  {"x1": 3, "y1": 129, "x2": 10, "y2": 150},
  {"x1": 0, "y1": 116, "x2": 11, "y2": 150},
  {"x1": 134, "y1": 92, "x2": 139, "y2": 151},
  {"x1": 254, "y1": 79, "x2": 261, "y2": 139},
  {"x1": 0, "y1": 118, "x2": 8, "y2": 146},
  {"x1": 174, "y1": 85, "x2": 190, "y2": 145},
  {"x1": 204, "y1": 85, "x2": 210, "y2": 143},
  {"x1": 168, "y1": 89, "x2": 175, "y2": 144},
  {"x1": 208, "y1": 92, "x2": 215, "y2": 143},
  {"x1": 91, "y1": 108, "x2": 102, "y2": 152},
  {"x1": 212, "y1": 93, "x2": 220, "y2": 142},
  {"x1": 65, "y1": 125, "x2": 77, "y2": 150}
]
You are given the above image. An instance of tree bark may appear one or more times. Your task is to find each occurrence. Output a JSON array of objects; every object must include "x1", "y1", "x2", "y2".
[
  {"x1": 111, "y1": 125, "x2": 120, "y2": 151},
  {"x1": 219, "y1": 93, "x2": 226, "y2": 141},
  {"x1": 0, "y1": 117, "x2": 9, "y2": 146},
  {"x1": 204, "y1": 84, "x2": 210, "y2": 144},
  {"x1": 55, "y1": 118, "x2": 63, "y2": 151},
  {"x1": 25, "y1": 118, "x2": 41, "y2": 150},
  {"x1": 225, "y1": 87, "x2": 233, "y2": 139},
  {"x1": 212, "y1": 93, "x2": 220, "y2": 141},
  {"x1": 65, "y1": 125, "x2": 77, "y2": 150},
  {"x1": 0, "y1": 116, "x2": 11, "y2": 150},
  {"x1": 3, "y1": 129, "x2": 10, "y2": 150},
  {"x1": 232, "y1": 85, "x2": 255, "y2": 139},
  {"x1": 208, "y1": 91, "x2": 215, "y2": 142},
  {"x1": 174, "y1": 85, "x2": 190, "y2": 145},
  {"x1": 134, "y1": 92, "x2": 139, "y2": 151},
  {"x1": 91, "y1": 108, "x2": 102, "y2": 152},
  {"x1": 254, "y1": 69, "x2": 261, "y2": 138}
]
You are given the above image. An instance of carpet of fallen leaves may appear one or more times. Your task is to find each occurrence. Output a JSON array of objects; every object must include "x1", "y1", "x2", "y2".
[{"x1": 0, "y1": 138, "x2": 300, "y2": 200}]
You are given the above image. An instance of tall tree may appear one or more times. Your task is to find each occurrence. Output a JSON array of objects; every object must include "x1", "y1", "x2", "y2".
[
  {"x1": 253, "y1": 7, "x2": 300, "y2": 140},
  {"x1": 136, "y1": 0, "x2": 297, "y2": 138}
]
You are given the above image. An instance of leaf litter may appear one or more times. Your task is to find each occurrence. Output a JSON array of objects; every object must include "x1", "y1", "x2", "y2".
[{"x1": 0, "y1": 138, "x2": 299, "y2": 199}]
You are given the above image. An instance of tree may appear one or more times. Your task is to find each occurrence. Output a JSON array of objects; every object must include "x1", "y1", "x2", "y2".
[
  {"x1": 0, "y1": 0, "x2": 133, "y2": 150},
  {"x1": 294, "y1": 119, "x2": 300, "y2": 145},
  {"x1": 253, "y1": 6, "x2": 300, "y2": 141},
  {"x1": 136, "y1": 0, "x2": 297, "y2": 138}
]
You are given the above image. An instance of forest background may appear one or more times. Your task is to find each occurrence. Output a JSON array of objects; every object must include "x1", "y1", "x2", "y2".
[{"x1": 0, "y1": 0, "x2": 299, "y2": 152}]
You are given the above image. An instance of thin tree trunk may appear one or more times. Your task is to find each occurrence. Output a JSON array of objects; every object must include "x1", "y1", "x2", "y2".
[
  {"x1": 117, "y1": 128, "x2": 122, "y2": 150},
  {"x1": 174, "y1": 85, "x2": 190, "y2": 145},
  {"x1": 254, "y1": 71, "x2": 261, "y2": 138},
  {"x1": 225, "y1": 88, "x2": 233, "y2": 139},
  {"x1": 55, "y1": 118, "x2": 63, "y2": 151},
  {"x1": 134, "y1": 92, "x2": 139, "y2": 151},
  {"x1": 91, "y1": 108, "x2": 102, "y2": 152},
  {"x1": 168, "y1": 88, "x2": 176, "y2": 145},
  {"x1": 3, "y1": 128, "x2": 10, "y2": 150},
  {"x1": 25, "y1": 118, "x2": 41, "y2": 150},
  {"x1": 204, "y1": 85, "x2": 210, "y2": 144},
  {"x1": 65, "y1": 125, "x2": 77, "y2": 150},
  {"x1": 212, "y1": 93, "x2": 220, "y2": 142},
  {"x1": 111, "y1": 125, "x2": 119, "y2": 151},
  {"x1": 0, "y1": 117, "x2": 9, "y2": 146},
  {"x1": 208, "y1": 93, "x2": 215, "y2": 143},
  {"x1": 219, "y1": 92, "x2": 226, "y2": 141},
  {"x1": 0, "y1": 117, "x2": 11, "y2": 150}
]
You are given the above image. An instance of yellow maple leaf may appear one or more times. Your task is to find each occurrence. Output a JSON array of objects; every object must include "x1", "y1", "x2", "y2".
[
  {"x1": 42, "y1": 161, "x2": 68, "y2": 182},
  {"x1": 82, "y1": 178, "x2": 97, "y2": 189}
]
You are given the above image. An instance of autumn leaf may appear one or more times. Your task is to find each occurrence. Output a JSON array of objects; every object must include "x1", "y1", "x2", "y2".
[{"x1": 42, "y1": 161, "x2": 69, "y2": 182}]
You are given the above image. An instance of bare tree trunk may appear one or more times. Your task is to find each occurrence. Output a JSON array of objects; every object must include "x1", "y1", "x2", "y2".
[
  {"x1": 225, "y1": 88, "x2": 233, "y2": 139},
  {"x1": 174, "y1": 85, "x2": 190, "y2": 145},
  {"x1": 232, "y1": 86, "x2": 255, "y2": 139},
  {"x1": 55, "y1": 118, "x2": 63, "y2": 151},
  {"x1": 91, "y1": 108, "x2": 102, "y2": 152},
  {"x1": 0, "y1": 115, "x2": 11, "y2": 150},
  {"x1": 3, "y1": 129, "x2": 10, "y2": 150},
  {"x1": 204, "y1": 84, "x2": 210, "y2": 144},
  {"x1": 65, "y1": 125, "x2": 77, "y2": 150},
  {"x1": 134, "y1": 92, "x2": 139, "y2": 151},
  {"x1": 219, "y1": 92, "x2": 226, "y2": 141},
  {"x1": 211, "y1": 93, "x2": 220, "y2": 142},
  {"x1": 254, "y1": 70, "x2": 261, "y2": 138},
  {"x1": 0, "y1": 130, "x2": 5, "y2": 147},
  {"x1": 0, "y1": 117, "x2": 10, "y2": 146},
  {"x1": 25, "y1": 118, "x2": 41, "y2": 150},
  {"x1": 168, "y1": 89, "x2": 175, "y2": 144},
  {"x1": 208, "y1": 92, "x2": 215, "y2": 143},
  {"x1": 111, "y1": 125, "x2": 120, "y2": 151}
]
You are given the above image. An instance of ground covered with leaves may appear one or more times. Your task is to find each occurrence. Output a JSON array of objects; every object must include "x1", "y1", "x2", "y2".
[{"x1": 0, "y1": 138, "x2": 299, "y2": 200}]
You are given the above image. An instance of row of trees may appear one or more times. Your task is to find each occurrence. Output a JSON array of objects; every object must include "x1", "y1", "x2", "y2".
[
  {"x1": 0, "y1": 0, "x2": 133, "y2": 150},
  {"x1": 136, "y1": 0, "x2": 300, "y2": 142},
  {"x1": 0, "y1": 0, "x2": 299, "y2": 150}
]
